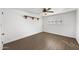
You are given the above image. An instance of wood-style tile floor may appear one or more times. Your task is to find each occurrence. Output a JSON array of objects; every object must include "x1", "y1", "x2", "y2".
[{"x1": 3, "y1": 32, "x2": 79, "y2": 50}]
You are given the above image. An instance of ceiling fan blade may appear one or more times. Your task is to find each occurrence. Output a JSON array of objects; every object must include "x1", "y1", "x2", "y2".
[
  {"x1": 47, "y1": 8, "x2": 51, "y2": 10},
  {"x1": 47, "y1": 11, "x2": 54, "y2": 13}
]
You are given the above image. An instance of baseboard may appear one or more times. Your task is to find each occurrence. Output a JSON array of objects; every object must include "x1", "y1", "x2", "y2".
[
  {"x1": 76, "y1": 37, "x2": 79, "y2": 44},
  {"x1": 4, "y1": 31, "x2": 76, "y2": 44},
  {"x1": 43, "y1": 31, "x2": 76, "y2": 39}
]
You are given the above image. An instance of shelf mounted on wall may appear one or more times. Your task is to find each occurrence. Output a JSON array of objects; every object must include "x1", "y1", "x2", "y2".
[{"x1": 23, "y1": 15, "x2": 40, "y2": 20}]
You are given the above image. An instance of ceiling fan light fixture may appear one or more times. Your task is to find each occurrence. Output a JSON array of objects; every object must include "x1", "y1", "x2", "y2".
[{"x1": 42, "y1": 12, "x2": 48, "y2": 16}]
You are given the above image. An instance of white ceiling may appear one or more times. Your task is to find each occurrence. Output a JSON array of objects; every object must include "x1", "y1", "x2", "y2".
[
  {"x1": 15, "y1": 8, "x2": 77, "y2": 16},
  {"x1": 16, "y1": 8, "x2": 42, "y2": 14}
]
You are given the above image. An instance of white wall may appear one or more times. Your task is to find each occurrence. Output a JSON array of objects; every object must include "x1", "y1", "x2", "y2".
[
  {"x1": 76, "y1": 9, "x2": 79, "y2": 43},
  {"x1": 43, "y1": 11, "x2": 76, "y2": 38},
  {"x1": 3, "y1": 9, "x2": 42, "y2": 44}
]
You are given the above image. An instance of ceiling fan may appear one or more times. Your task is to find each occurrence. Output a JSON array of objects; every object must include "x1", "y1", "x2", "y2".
[{"x1": 42, "y1": 8, "x2": 54, "y2": 16}]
